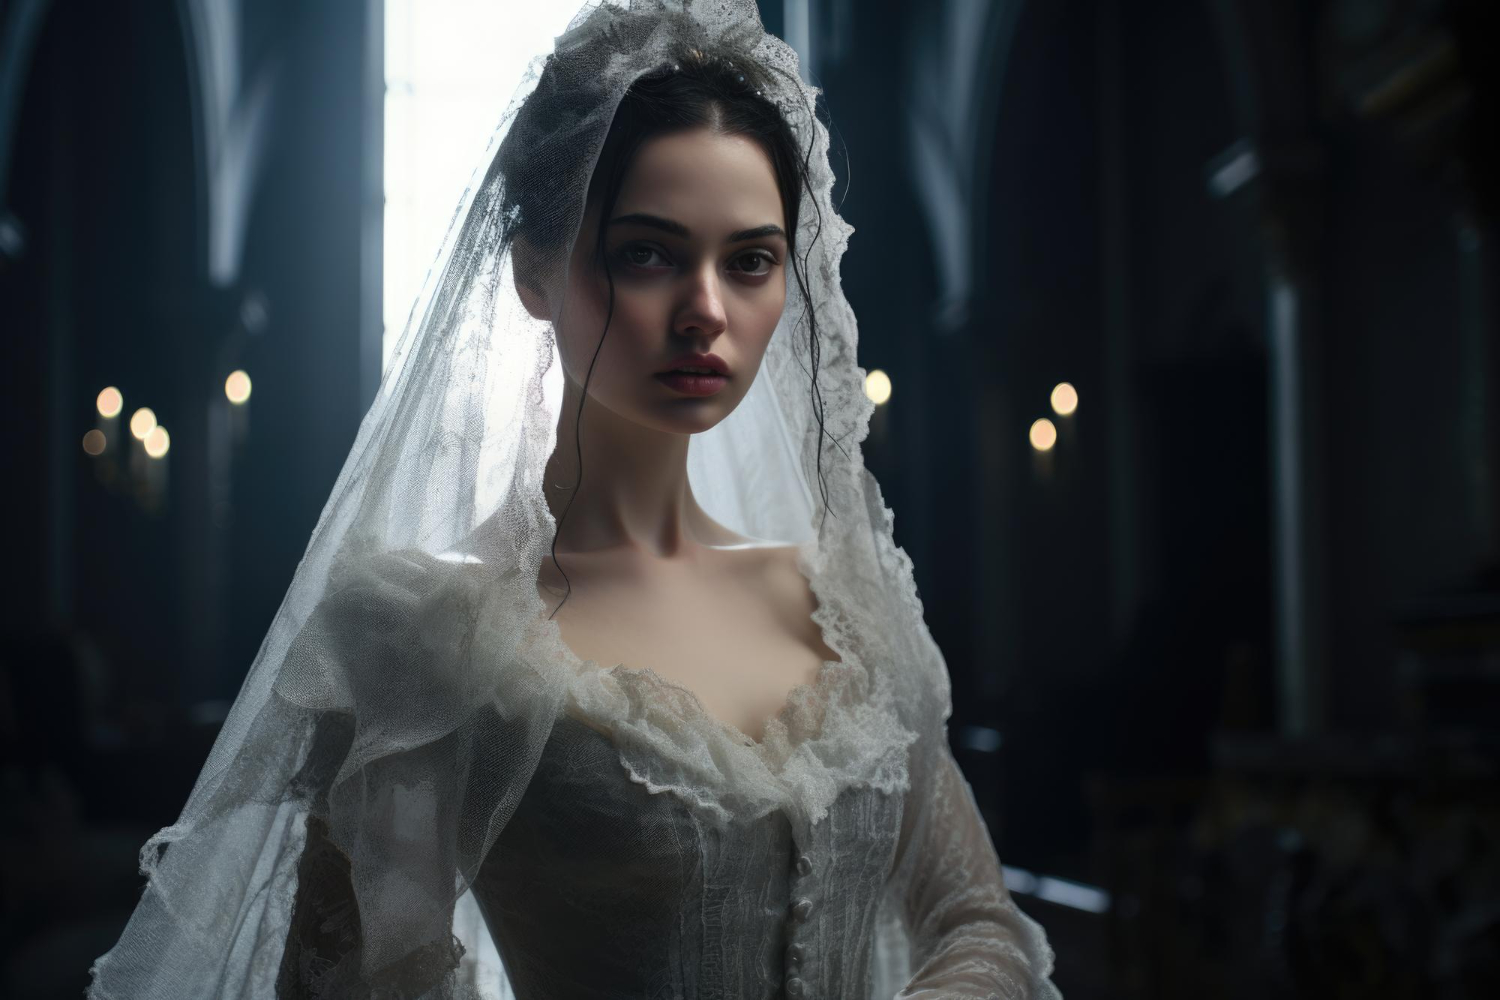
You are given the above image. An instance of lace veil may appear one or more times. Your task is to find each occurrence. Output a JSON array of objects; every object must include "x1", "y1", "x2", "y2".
[{"x1": 86, "y1": 2, "x2": 1050, "y2": 997}]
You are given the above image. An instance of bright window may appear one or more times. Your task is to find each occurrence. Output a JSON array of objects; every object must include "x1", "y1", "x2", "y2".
[{"x1": 383, "y1": 0, "x2": 580, "y2": 370}]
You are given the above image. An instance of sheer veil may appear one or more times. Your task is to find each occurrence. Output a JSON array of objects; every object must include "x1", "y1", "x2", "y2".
[{"x1": 85, "y1": 2, "x2": 1058, "y2": 997}]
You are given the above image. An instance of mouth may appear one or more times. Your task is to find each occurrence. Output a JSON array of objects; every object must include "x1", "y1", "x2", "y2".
[
  {"x1": 655, "y1": 352, "x2": 730, "y2": 377},
  {"x1": 653, "y1": 370, "x2": 729, "y2": 397}
]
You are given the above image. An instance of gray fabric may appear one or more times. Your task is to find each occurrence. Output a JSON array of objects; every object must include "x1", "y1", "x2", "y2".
[{"x1": 471, "y1": 713, "x2": 901, "y2": 997}]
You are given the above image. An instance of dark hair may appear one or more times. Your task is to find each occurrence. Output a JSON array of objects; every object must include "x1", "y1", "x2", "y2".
[{"x1": 501, "y1": 45, "x2": 831, "y2": 617}]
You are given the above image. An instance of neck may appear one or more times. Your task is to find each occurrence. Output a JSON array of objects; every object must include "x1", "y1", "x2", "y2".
[{"x1": 543, "y1": 379, "x2": 713, "y2": 558}]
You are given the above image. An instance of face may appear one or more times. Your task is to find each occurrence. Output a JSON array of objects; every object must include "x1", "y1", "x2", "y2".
[{"x1": 542, "y1": 128, "x2": 789, "y2": 435}]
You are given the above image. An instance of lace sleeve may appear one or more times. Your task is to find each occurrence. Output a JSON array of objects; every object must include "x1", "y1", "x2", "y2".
[
  {"x1": 270, "y1": 554, "x2": 479, "y2": 1000},
  {"x1": 276, "y1": 813, "x2": 364, "y2": 998},
  {"x1": 266, "y1": 549, "x2": 556, "y2": 999},
  {"x1": 892, "y1": 729, "x2": 1062, "y2": 1000}
]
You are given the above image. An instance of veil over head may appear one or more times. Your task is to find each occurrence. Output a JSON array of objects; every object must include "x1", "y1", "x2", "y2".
[{"x1": 87, "y1": 2, "x2": 1059, "y2": 998}]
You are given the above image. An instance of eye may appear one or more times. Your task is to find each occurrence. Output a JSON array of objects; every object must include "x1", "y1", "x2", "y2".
[
  {"x1": 730, "y1": 251, "x2": 777, "y2": 276},
  {"x1": 616, "y1": 243, "x2": 670, "y2": 269}
]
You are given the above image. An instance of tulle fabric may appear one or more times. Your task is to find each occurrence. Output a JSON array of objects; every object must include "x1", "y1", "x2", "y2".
[{"x1": 86, "y1": 2, "x2": 1061, "y2": 996}]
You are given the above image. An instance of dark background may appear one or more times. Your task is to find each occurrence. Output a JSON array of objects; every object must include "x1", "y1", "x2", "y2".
[{"x1": 3, "y1": 1, "x2": 1498, "y2": 997}]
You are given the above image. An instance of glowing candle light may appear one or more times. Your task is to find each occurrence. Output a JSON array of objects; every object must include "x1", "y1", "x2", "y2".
[
  {"x1": 144, "y1": 425, "x2": 171, "y2": 459},
  {"x1": 130, "y1": 407, "x2": 157, "y2": 440},
  {"x1": 224, "y1": 370, "x2": 253, "y2": 445},
  {"x1": 1050, "y1": 382, "x2": 1078, "y2": 417},
  {"x1": 225, "y1": 370, "x2": 252, "y2": 405},
  {"x1": 96, "y1": 387, "x2": 123, "y2": 418},
  {"x1": 862, "y1": 368, "x2": 893, "y2": 449},
  {"x1": 1029, "y1": 418, "x2": 1058, "y2": 451},
  {"x1": 95, "y1": 387, "x2": 123, "y2": 465},
  {"x1": 1030, "y1": 417, "x2": 1057, "y2": 484}
]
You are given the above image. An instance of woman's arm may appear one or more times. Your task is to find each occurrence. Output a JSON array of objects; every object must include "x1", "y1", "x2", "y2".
[
  {"x1": 271, "y1": 550, "x2": 478, "y2": 999},
  {"x1": 276, "y1": 812, "x2": 365, "y2": 998},
  {"x1": 893, "y1": 733, "x2": 1062, "y2": 1000}
]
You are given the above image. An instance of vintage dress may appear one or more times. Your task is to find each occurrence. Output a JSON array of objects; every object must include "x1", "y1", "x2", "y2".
[{"x1": 276, "y1": 545, "x2": 1061, "y2": 999}]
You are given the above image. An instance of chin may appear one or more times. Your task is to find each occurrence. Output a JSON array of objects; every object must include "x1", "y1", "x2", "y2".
[
  {"x1": 639, "y1": 400, "x2": 734, "y2": 436},
  {"x1": 655, "y1": 411, "x2": 729, "y2": 436}
]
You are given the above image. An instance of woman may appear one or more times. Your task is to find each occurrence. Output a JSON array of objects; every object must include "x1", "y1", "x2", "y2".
[{"x1": 88, "y1": 3, "x2": 1061, "y2": 998}]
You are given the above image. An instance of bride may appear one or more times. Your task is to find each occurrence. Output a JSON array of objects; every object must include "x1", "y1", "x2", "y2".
[{"x1": 88, "y1": 2, "x2": 1062, "y2": 997}]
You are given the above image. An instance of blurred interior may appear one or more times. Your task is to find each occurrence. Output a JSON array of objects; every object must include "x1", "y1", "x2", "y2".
[{"x1": 2, "y1": 0, "x2": 1498, "y2": 997}]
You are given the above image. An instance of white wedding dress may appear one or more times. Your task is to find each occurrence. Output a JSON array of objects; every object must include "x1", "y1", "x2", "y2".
[{"x1": 272, "y1": 543, "x2": 1060, "y2": 999}]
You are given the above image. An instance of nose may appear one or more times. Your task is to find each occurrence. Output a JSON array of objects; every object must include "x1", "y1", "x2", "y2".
[{"x1": 673, "y1": 263, "x2": 728, "y2": 341}]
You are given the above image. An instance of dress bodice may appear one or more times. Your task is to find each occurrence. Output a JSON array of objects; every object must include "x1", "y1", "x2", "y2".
[{"x1": 471, "y1": 712, "x2": 907, "y2": 1000}]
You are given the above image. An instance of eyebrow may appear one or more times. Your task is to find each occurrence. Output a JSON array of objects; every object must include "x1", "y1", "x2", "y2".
[{"x1": 608, "y1": 212, "x2": 786, "y2": 243}]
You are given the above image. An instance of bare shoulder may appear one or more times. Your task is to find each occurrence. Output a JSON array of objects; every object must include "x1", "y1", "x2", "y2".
[
  {"x1": 750, "y1": 544, "x2": 841, "y2": 661},
  {"x1": 760, "y1": 543, "x2": 812, "y2": 596},
  {"x1": 729, "y1": 544, "x2": 820, "y2": 618}
]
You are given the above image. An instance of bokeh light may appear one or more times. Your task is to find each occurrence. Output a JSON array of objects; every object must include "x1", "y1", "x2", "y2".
[
  {"x1": 1050, "y1": 382, "x2": 1078, "y2": 416},
  {"x1": 144, "y1": 425, "x2": 171, "y2": 459},
  {"x1": 96, "y1": 386, "x2": 123, "y2": 419},
  {"x1": 82, "y1": 429, "x2": 106, "y2": 456},
  {"x1": 129, "y1": 407, "x2": 157, "y2": 440},
  {"x1": 1030, "y1": 418, "x2": 1058, "y2": 452},
  {"x1": 225, "y1": 370, "x2": 252, "y2": 405},
  {"x1": 864, "y1": 369, "x2": 892, "y2": 405}
]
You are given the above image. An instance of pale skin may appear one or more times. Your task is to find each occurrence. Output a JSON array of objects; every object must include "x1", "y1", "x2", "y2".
[{"x1": 517, "y1": 127, "x2": 840, "y2": 746}]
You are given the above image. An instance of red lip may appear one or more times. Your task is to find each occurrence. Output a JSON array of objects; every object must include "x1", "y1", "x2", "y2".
[
  {"x1": 654, "y1": 371, "x2": 727, "y2": 396},
  {"x1": 656, "y1": 353, "x2": 730, "y2": 377}
]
